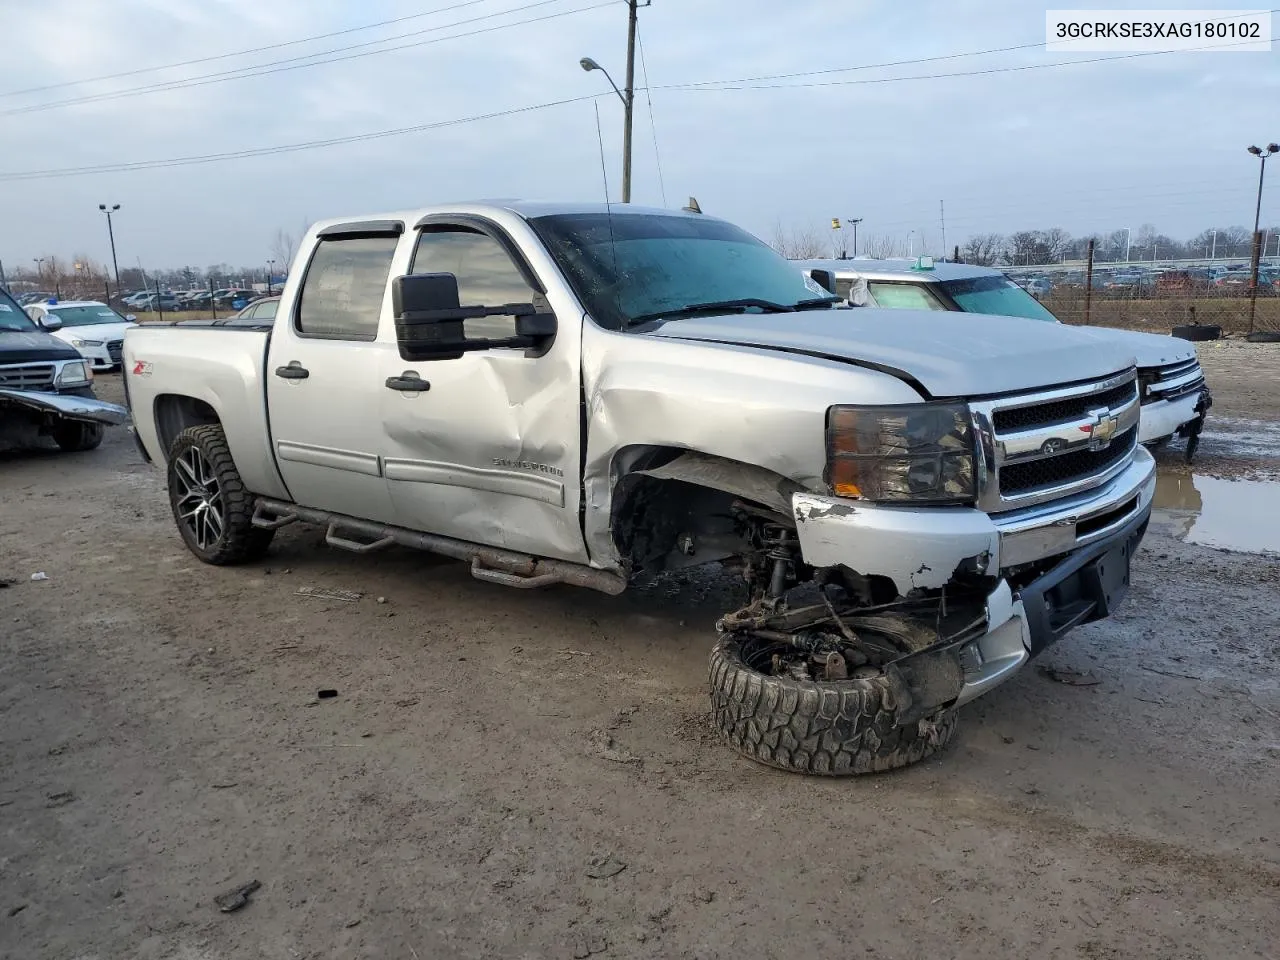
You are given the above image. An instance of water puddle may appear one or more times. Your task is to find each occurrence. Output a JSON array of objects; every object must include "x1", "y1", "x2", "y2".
[{"x1": 1152, "y1": 471, "x2": 1280, "y2": 554}]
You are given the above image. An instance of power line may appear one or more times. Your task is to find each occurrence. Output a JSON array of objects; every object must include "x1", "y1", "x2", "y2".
[
  {"x1": 653, "y1": 32, "x2": 1275, "y2": 92},
  {"x1": 636, "y1": 27, "x2": 666, "y2": 207},
  {"x1": 0, "y1": 0, "x2": 494, "y2": 99},
  {"x1": 0, "y1": 0, "x2": 617, "y2": 118},
  {"x1": 0, "y1": 94, "x2": 604, "y2": 181}
]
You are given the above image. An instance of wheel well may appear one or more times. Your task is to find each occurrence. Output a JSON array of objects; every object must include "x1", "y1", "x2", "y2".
[
  {"x1": 609, "y1": 448, "x2": 800, "y2": 574},
  {"x1": 154, "y1": 394, "x2": 220, "y2": 456}
]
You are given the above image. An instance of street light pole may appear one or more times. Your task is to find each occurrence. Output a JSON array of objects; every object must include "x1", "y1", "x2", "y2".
[
  {"x1": 1247, "y1": 144, "x2": 1279, "y2": 336},
  {"x1": 846, "y1": 218, "x2": 862, "y2": 258},
  {"x1": 266, "y1": 260, "x2": 276, "y2": 296},
  {"x1": 1123, "y1": 227, "x2": 1132, "y2": 264},
  {"x1": 580, "y1": 0, "x2": 646, "y2": 203},
  {"x1": 98, "y1": 203, "x2": 121, "y2": 300}
]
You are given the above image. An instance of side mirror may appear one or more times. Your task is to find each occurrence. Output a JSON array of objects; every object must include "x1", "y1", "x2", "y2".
[
  {"x1": 125, "y1": 314, "x2": 138, "y2": 323},
  {"x1": 41, "y1": 316, "x2": 63, "y2": 331},
  {"x1": 809, "y1": 269, "x2": 836, "y2": 295},
  {"x1": 392, "y1": 273, "x2": 557, "y2": 361}
]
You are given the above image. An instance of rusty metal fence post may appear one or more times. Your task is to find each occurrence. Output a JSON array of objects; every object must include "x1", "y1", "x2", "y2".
[{"x1": 1084, "y1": 239, "x2": 1095, "y2": 327}]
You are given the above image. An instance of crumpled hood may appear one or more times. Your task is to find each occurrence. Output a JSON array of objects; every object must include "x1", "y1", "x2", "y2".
[
  {"x1": 647, "y1": 308, "x2": 1138, "y2": 398},
  {"x1": 0, "y1": 329, "x2": 81, "y2": 363},
  {"x1": 1072, "y1": 326, "x2": 1196, "y2": 370}
]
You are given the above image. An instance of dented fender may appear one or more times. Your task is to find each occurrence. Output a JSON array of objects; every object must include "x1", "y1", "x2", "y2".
[{"x1": 792, "y1": 492, "x2": 999, "y2": 595}]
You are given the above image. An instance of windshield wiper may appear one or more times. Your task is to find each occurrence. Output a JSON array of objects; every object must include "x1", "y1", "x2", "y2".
[
  {"x1": 626, "y1": 298, "x2": 796, "y2": 326},
  {"x1": 792, "y1": 296, "x2": 841, "y2": 310}
]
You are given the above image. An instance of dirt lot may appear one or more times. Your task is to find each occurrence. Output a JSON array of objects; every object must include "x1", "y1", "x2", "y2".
[{"x1": 3, "y1": 353, "x2": 1279, "y2": 960}]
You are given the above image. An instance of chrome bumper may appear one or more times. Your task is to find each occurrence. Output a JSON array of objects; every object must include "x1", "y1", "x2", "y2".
[
  {"x1": 0, "y1": 388, "x2": 129, "y2": 425},
  {"x1": 792, "y1": 447, "x2": 1156, "y2": 593}
]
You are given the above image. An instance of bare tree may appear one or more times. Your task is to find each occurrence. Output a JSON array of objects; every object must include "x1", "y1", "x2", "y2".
[
  {"x1": 960, "y1": 233, "x2": 1005, "y2": 266},
  {"x1": 862, "y1": 234, "x2": 897, "y2": 259},
  {"x1": 769, "y1": 220, "x2": 827, "y2": 260},
  {"x1": 270, "y1": 227, "x2": 300, "y2": 271}
]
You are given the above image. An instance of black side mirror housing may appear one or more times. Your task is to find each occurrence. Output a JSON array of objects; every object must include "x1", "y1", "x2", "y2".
[
  {"x1": 392, "y1": 273, "x2": 557, "y2": 361},
  {"x1": 809, "y1": 269, "x2": 836, "y2": 295}
]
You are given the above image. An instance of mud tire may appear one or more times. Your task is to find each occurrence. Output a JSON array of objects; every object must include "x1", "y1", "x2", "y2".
[
  {"x1": 167, "y1": 424, "x2": 274, "y2": 565},
  {"x1": 1171, "y1": 324, "x2": 1221, "y2": 342},
  {"x1": 709, "y1": 634, "x2": 958, "y2": 775}
]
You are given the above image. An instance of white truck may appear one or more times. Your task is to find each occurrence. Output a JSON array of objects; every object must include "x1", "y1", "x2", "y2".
[
  {"x1": 124, "y1": 202, "x2": 1155, "y2": 775},
  {"x1": 798, "y1": 258, "x2": 1212, "y2": 458}
]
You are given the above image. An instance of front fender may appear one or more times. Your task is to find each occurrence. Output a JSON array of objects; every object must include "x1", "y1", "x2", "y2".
[{"x1": 0, "y1": 388, "x2": 129, "y2": 425}]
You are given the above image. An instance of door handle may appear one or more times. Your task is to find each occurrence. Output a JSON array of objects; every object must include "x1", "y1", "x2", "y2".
[
  {"x1": 385, "y1": 371, "x2": 431, "y2": 393},
  {"x1": 275, "y1": 361, "x2": 309, "y2": 380}
]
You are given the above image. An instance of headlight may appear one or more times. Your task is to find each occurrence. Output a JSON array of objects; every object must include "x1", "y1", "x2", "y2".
[
  {"x1": 56, "y1": 360, "x2": 92, "y2": 385},
  {"x1": 71, "y1": 338, "x2": 104, "y2": 347},
  {"x1": 826, "y1": 403, "x2": 975, "y2": 504}
]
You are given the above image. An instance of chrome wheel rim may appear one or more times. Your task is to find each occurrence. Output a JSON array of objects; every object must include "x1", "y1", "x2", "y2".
[{"x1": 173, "y1": 447, "x2": 224, "y2": 550}]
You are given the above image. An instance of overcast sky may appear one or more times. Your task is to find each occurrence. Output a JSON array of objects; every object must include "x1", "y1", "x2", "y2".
[{"x1": 1, "y1": 0, "x2": 1276, "y2": 272}]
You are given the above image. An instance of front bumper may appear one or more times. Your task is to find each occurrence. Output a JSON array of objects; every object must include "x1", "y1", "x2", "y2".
[
  {"x1": 793, "y1": 446, "x2": 1156, "y2": 595},
  {"x1": 1138, "y1": 390, "x2": 1202, "y2": 444},
  {"x1": 0, "y1": 387, "x2": 129, "y2": 425},
  {"x1": 791, "y1": 448, "x2": 1156, "y2": 707}
]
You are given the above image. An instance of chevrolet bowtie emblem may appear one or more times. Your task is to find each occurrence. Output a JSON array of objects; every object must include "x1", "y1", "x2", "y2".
[{"x1": 1081, "y1": 408, "x2": 1119, "y2": 450}]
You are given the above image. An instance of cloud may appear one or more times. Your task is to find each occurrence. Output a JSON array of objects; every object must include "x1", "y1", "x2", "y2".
[{"x1": 0, "y1": 0, "x2": 1273, "y2": 268}]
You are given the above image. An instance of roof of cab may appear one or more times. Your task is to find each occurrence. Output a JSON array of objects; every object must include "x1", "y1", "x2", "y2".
[
  {"x1": 795, "y1": 258, "x2": 1004, "y2": 283},
  {"x1": 306, "y1": 200, "x2": 717, "y2": 235}
]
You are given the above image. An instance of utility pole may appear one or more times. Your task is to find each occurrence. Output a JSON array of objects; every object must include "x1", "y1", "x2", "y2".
[
  {"x1": 621, "y1": 0, "x2": 638, "y2": 204},
  {"x1": 939, "y1": 201, "x2": 946, "y2": 260},
  {"x1": 1084, "y1": 238, "x2": 1095, "y2": 327}
]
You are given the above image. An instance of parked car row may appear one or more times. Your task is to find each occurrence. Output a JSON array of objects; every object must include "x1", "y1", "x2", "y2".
[{"x1": 120, "y1": 288, "x2": 269, "y2": 311}]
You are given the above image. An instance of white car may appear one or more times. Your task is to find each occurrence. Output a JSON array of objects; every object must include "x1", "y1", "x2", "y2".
[
  {"x1": 798, "y1": 258, "x2": 1212, "y2": 456},
  {"x1": 24, "y1": 300, "x2": 138, "y2": 371}
]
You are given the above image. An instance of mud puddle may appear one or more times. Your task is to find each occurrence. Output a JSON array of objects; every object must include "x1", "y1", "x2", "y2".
[
  {"x1": 1152, "y1": 471, "x2": 1280, "y2": 554},
  {"x1": 1198, "y1": 417, "x2": 1280, "y2": 458}
]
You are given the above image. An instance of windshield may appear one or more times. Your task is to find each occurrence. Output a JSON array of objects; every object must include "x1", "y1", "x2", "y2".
[
  {"x1": 0, "y1": 289, "x2": 39, "y2": 332},
  {"x1": 939, "y1": 275, "x2": 1059, "y2": 322},
  {"x1": 48, "y1": 304, "x2": 129, "y2": 326},
  {"x1": 529, "y1": 212, "x2": 828, "y2": 329}
]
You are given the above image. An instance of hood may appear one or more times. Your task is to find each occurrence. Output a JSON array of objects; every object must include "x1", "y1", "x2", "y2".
[
  {"x1": 1072, "y1": 326, "x2": 1196, "y2": 369},
  {"x1": 647, "y1": 308, "x2": 1137, "y2": 398},
  {"x1": 0, "y1": 329, "x2": 82, "y2": 364},
  {"x1": 52, "y1": 321, "x2": 136, "y2": 344}
]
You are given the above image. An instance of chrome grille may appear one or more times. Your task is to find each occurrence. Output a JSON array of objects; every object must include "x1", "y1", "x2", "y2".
[
  {"x1": 1139, "y1": 357, "x2": 1204, "y2": 404},
  {"x1": 0, "y1": 363, "x2": 56, "y2": 390},
  {"x1": 107, "y1": 339, "x2": 124, "y2": 364},
  {"x1": 993, "y1": 381, "x2": 1136, "y2": 431},
  {"x1": 1000, "y1": 426, "x2": 1137, "y2": 494},
  {"x1": 971, "y1": 370, "x2": 1141, "y2": 513}
]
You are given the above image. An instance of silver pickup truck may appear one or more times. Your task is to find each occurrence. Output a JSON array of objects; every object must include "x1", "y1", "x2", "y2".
[{"x1": 124, "y1": 202, "x2": 1155, "y2": 775}]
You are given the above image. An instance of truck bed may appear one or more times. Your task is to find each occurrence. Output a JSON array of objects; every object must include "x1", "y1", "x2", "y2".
[{"x1": 123, "y1": 323, "x2": 290, "y2": 500}]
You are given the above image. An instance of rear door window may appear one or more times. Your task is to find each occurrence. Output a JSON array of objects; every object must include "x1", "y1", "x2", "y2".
[
  {"x1": 296, "y1": 236, "x2": 399, "y2": 339},
  {"x1": 865, "y1": 282, "x2": 947, "y2": 311}
]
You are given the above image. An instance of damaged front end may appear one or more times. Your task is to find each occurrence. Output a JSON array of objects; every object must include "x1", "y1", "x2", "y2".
[{"x1": 0, "y1": 388, "x2": 130, "y2": 427}]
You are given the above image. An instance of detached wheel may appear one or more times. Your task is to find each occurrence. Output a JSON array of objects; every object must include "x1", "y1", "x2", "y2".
[
  {"x1": 709, "y1": 634, "x2": 958, "y2": 775},
  {"x1": 52, "y1": 420, "x2": 104, "y2": 452},
  {"x1": 1171, "y1": 324, "x2": 1221, "y2": 342},
  {"x1": 167, "y1": 424, "x2": 273, "y2": 565}
]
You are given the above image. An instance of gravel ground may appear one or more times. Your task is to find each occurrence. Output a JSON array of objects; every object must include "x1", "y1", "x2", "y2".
[{"x1": 2, "y1": 372, "x2": 1279, "y2": 960}]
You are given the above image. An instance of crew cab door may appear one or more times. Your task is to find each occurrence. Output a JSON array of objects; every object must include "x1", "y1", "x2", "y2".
[
  {"x1": 265, "y1": 221, "x2": 403, "y2": 523},
  {"x1": 378, "y1": 217, "x2": 586, "y2": 563}
]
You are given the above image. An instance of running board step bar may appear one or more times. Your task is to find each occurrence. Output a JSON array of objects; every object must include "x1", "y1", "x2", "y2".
[{"x1": 252, "y1": 498, "x2": 627, "y2": 596}]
